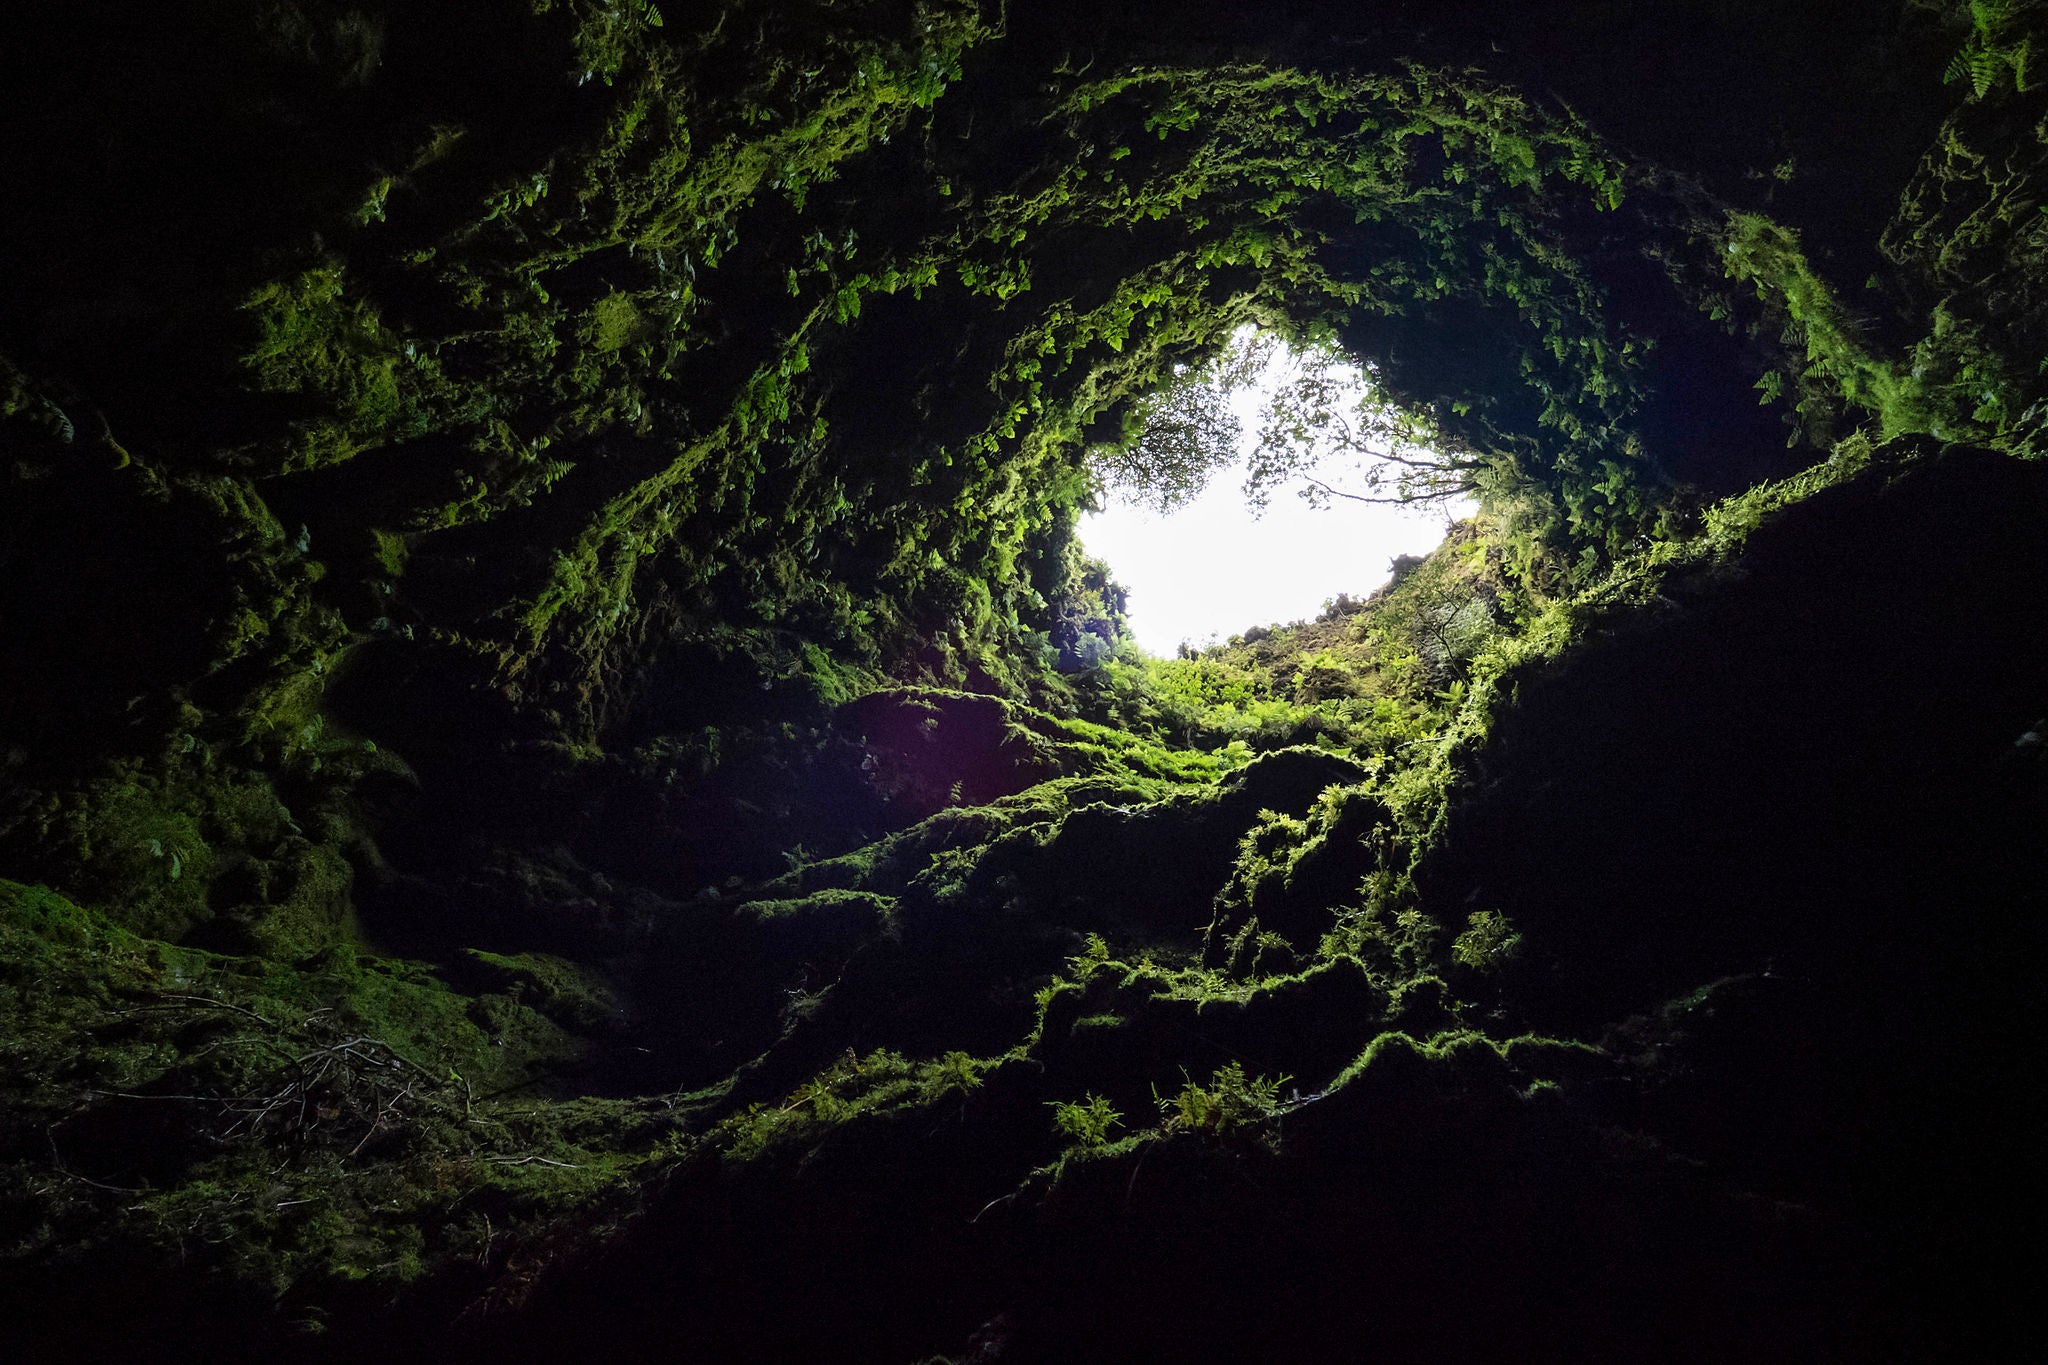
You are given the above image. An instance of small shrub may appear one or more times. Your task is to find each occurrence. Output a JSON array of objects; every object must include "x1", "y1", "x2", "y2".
[
  {"x1": 1048, "y1": 1093, "x2": 1123, "y2": 1146},
  {"x1": 1451, "y1": 910, "x2": 1523, "y2": 972},
  {"x1": 1321, "y1": 899, "x2": 1441, "y2": 980},
  {"x1": 1067, "y1": 932, "x2": 1112, "y2": 978},
  {"x1": 1154, "y1": 1060, "x2": 1291, "y2": 1134},
  {"x1": 917, "y1": 1050, "x2": 984, "y2": 1100}
]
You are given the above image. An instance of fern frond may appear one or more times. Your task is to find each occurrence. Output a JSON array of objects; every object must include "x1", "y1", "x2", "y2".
[
  {"x1": 1972, "y1": 47, "x2": 2001, "y2": 96},
  {"x1": 1971, "y1": 0, "x2": 2014, "y2": 35}
]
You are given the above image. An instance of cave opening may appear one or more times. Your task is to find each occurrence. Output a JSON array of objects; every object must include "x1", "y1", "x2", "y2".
[{"x1": 1079, "y1": 329, "x2": 1473, "y2": 654}]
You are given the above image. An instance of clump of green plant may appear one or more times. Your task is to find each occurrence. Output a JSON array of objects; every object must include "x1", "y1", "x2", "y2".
[
  {"x1": 1154, "y1": 1060, "x2": 1291, "y2": 1136},
  {"x1": 921, "y1": 1049, "x2": 985, "y2": 1100},
  {"x1": 1451, "y1": 910, "x2": 1523, "y2": 972},
  {"x1": 1049, "y1": 1093, "x2": 1124, "y2": 1147},
  {"x1": 1718, "y1": 213, "x2": 1916, "y2": 444},
  {"x1": 1067, "y1": 932, "x2": 1114, "y2": 978},
  {"x1": 719, "y1": 1048, "x2": 991, "y2": 1160},
  {"x1": 1320, "y1": 889, "x2": 1442, "y2": 982},
  {"x1": 1933, "y1": 0, "x2": 2039, "y2": 99}
]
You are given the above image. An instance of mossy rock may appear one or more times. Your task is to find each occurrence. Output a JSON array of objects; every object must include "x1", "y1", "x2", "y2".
[{"x1": 457, "y1": 949, "x2": 622, "y2": 1032}]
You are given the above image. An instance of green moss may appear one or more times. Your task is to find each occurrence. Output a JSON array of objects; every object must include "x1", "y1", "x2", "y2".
[
  {"x1": 1450, "y1": 909, "x2": 1522, "y2": 972},
  {"x1": 463, "y1": 950, "x2": 621, "y2": 1031},
  {"x1": 1327, "y1": 1027, "x2": 1513, "y2": 1097},
  {"x1": 707, "y1": 1046, "x2": 996, "y2": 1163},
  {"x1": 582, "y1": 291, "x2": 644, "y2": 354},
  {"x1": 367, "y1": 528, "x2": 411, "y2": 579},
  {"x1": 0, "y1": 880, "x2": 663, "y2": 1308},
  {"x1": 9, "y1": 718, "x2": 412, "y2": 956},
  {"x1": 734, "y1": 886, "x2": 899, "y2": 943},
  {"x1": 3, "y1": 5, "x2": 2041, "y2": 1348},
  {"x1": 239, "y1": 263, "x2": 456, "y2": 472}
]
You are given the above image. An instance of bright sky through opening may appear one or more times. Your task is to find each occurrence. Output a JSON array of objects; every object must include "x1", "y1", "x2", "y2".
[{"x1": 1081, "y1": 352, "x2": 1474, "y2": 655}]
